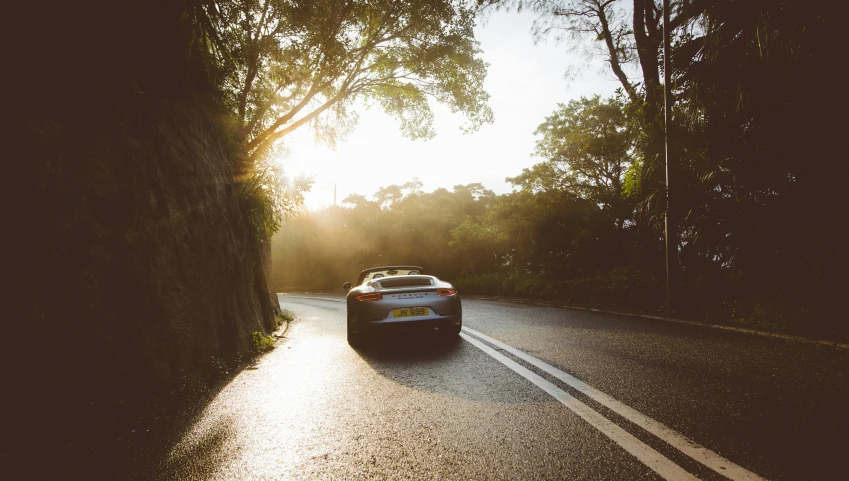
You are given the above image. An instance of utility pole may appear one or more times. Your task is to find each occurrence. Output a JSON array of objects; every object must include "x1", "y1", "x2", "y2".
[
  {"x1": 663, "y1": 0, "x2": 678, "y2": 314},
  {"x1": 333, "y1": 183, "x2": 337, "y2": 206}
]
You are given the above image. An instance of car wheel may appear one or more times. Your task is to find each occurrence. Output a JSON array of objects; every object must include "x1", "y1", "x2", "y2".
[
  {"x1": 347, "y1": 315, "x2": 362, "y2": 346},
  {"x1": 445, "y1": 324, "x2": 462, "y2": 337}
]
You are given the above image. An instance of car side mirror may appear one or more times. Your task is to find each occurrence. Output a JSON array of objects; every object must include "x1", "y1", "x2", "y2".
[{"x1": 342, "y1": 282, "x2": 352, "y2": 290}]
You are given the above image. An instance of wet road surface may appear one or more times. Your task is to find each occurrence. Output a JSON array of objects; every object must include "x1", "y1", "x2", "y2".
[{"x1": 142, "y1": 295, "x2": 849, "y2": 480}]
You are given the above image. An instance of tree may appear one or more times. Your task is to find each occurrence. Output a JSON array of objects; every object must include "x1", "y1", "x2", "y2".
[
  {"x1": 511, "y1": 95, "x2": 636, "y2": 230},
  {"x1": 482, "y1": 0, "x2": 706, "y2": 121},
  {"x1": 448, "y1": 217, "x2": 506, "y2": 272},
  {"x1": 401, "y1": 178, "x2": 424, "y2": 196},
  {"x1": 215, "y1": 0, "x2": 494, "y2": 167},
  {"x1": 374, "y1": 184, "x2": 404, "y2": 209},
  {"x1": 480, "y1": 0, "x2": 709, "y2": 266},
  {"x1": 671, "y1": 0, "x2": 848, "y2": 315},
  {"x1": 341, "y1": 193, "x2": 375, "y2": 208}
]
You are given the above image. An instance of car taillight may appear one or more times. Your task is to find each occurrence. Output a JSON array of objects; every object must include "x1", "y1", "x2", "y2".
[
  {"x1": 437, "y1": 288, "x2": 456, "y2": 296},
  {"x1": 356, "y1": 292, "x2": 382, "y2": 301}
]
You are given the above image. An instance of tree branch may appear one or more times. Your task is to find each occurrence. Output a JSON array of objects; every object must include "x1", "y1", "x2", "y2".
[
  {"x1": 237, "y1": 0, "x2": 272, "y2": 125},
  {"x1": 245, "y1": 79, "x2": 324, "y2": 153},
  {"x1": 596, "y1": 1, "x2": 639, "y2": 104}
]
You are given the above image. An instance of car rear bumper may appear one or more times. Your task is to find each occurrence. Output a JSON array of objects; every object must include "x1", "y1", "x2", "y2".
[
  {"x1": 360, "y1": 314, "x2": 461, "y2": 334},
  {"x1": 348, "y1": 291, "x2": 461, "y2": 335}
]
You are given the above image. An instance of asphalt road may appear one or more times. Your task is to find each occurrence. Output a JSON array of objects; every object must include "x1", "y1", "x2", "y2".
[{"x1": 142, "y1": 294, "x2": 849, "y2": 480}]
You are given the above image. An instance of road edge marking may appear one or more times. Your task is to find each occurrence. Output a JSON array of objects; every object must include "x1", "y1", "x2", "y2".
[
  {"x1": 463, "y1": 327, "x2": 765, "y2": 481},
  {"x1": 460, "y1": 332, "x2": 699, "y2": 481}
]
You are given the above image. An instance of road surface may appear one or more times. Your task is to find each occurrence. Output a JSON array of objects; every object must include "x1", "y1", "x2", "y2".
[{"x1": 140, "y1": 294, "x2": 849, "y2": 480}]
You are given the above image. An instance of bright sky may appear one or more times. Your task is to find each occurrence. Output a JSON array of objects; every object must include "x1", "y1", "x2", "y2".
[{"x1": 283, "y1": 9, "x2": 621, "y2": 211}]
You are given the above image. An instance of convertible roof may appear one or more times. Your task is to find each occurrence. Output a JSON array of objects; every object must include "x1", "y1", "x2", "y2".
[{"x1": 359, "y1": 265, "x2": 423, "y2": 276}]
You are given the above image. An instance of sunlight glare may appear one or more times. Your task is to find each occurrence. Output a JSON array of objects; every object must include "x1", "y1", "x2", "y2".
[{"x1": 283, "y1": 9, "x2": 620, "y2": 212}]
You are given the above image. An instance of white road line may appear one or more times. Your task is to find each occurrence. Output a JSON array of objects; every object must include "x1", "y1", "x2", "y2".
[
  {"x1": 460, "y1": 332, "x2": 699, "y2": 481},
  {"x1": 463, "y1": 327, "x2": 765, "y2": 481}
]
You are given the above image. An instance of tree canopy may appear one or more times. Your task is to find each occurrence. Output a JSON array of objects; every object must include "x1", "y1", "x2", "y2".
[
  {"x1": 187, "y1": 0, "x2": 497, "y2": 237},
  {"x1": 511, "y1": 95, "x2": 637, "y2": 229},
  {"x1": 213, "y1": 0, "x2": 493, "y2": 164}
]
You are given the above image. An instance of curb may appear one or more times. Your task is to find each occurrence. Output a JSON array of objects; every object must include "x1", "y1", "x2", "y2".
[
  {"x1": 273, "y1": 312, "x2": 293, "y2": 339},
  {"x1": 463, "y1": 295, "x2": 849, "y2": 350},
  {"x1": 279, "y1": 294, "x2": 343, "y2": 303}
]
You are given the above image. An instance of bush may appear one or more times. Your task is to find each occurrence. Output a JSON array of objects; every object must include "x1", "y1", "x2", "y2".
[
  {"x1": 455, "y1": 271, "x2": 555, "y2": 298},
  {"x1": 275, "y1": 311, "x2": 294, "y2": 327},
  {"x1": 252, "y1": 331, "x2": 274, "y2": 353},
  {"x1": 455, "y1": 266, "x2": 664, "y2": 312},
  {"x1": 559, "y1": 266, "x2": 663, "y2": 310}
]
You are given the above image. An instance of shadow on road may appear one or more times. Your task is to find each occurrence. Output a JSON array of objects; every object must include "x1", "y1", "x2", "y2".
[
  {"x1": 351, "y1": 331, "x2": 530, "y2": 404},
  {"x1": 9, "y1": 372, "x2": 239, "y2": 481},
  {"x1": 352, "y1": 331, "x2": 463, "y2": 360},
  {"x1": 138, "y1": 413, "x2": 235, "y2": 481}
]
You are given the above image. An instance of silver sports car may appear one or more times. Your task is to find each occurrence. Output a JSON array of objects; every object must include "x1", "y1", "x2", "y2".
[{"x1": 343, "y1": 265, "x2": 462, "y2": 345}]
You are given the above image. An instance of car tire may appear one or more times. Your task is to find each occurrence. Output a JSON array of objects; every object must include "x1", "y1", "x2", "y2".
[
  {"x1": 347, "y1": 315, "x2": 362, "y2": 346},
  {"x1": 445, "y1": 324, "x2": 462, "y2": 337}
]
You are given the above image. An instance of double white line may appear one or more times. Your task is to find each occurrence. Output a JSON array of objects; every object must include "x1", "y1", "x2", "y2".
[{"x1": 461, "y1": 327, "x2": 765, "y2": 481}]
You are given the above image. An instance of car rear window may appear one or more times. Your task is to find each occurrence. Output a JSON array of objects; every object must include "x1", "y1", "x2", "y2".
[{"x1": 379, "y1": 277, "x2": 433, "y2": 289}]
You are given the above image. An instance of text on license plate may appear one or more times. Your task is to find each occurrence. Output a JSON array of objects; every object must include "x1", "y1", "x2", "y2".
[{"x1": 393, "y1": 307, "x2": 429, "y2": 318}]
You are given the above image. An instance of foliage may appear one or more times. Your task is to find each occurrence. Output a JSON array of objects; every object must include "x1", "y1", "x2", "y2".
[
  {"x1": 276, "y1": 311, "x2": 294, "y2": 327},
  {"x1": 512, "y1": 95, "x2": 637, "y2": 229},
  {"x1": 185, "y1": 0, "x2": 496, "y2": 237},
  {"x1": 455, "y1": 271, "x2": 555, "y2": 298},
  {"x1": 448, "y1": 218, "x2": 507, "y2": 272},
  {"x1": 670, "y1": 0, "x2": 847, "y2": 322},
  {"x1": 252, "y1": 331, "x2": 275, "y2": 353},
  {"x1": 239, "y1": 155, "x2": 314, "y2": 239},
  {"x1": 212, "y1": 0, "x2": 493, "y2": 165}
]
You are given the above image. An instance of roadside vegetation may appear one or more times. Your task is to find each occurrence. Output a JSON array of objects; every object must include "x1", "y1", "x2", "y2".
[
  {"x1": 252, "y1": 331, "x2": 276, "y2": 353},
  {"x1": 273, "y1": 0, "x2": 847, "y2": 340},
  {"x1": 277, "y1": 311, "x2": 295, "y2": 327}
]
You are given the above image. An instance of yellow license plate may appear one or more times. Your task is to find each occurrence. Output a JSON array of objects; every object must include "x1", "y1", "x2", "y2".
[{"x1": 393, "y1": 307, "x2": 429, "y2": 318}]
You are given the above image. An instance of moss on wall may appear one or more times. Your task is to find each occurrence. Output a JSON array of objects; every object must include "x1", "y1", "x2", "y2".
[{"x1": 6, "y1": 94, "x2": 278, "y2": 475}]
